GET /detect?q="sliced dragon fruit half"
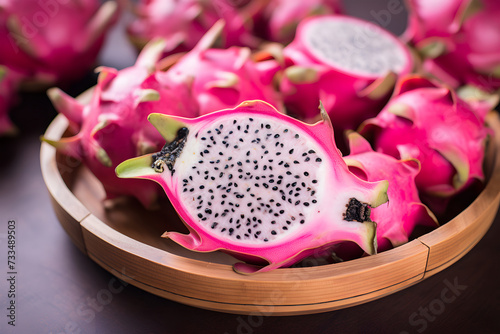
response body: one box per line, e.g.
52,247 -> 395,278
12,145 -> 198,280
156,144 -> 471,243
279,15 -> 413,150
116,100 -> 389,274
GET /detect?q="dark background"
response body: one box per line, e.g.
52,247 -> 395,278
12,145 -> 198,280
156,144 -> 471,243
1,1 -> 500,333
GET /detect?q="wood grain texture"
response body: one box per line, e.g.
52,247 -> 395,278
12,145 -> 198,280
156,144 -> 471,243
40,112 -> 500,315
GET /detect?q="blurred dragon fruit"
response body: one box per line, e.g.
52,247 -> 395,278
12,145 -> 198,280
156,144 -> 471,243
258,0 -> 343,45
404,0 -> 500,91
278,15 -> 413,152
160,20 -> 284,116
0,0 -> 119,89
0,66 -> 22,135
360,75 -> 491,201
127,0 -> 266,56
41,39 -> 198,208
344,132 -> 438,252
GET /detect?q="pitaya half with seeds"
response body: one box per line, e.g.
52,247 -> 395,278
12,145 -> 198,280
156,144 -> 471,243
0,66 -> 22,136
0,0 -> 119,88
41,39 -> 198,208
116,100 -> 389,274
404,0 -> 500,91
344,132 -> 438,252
359,75 -> 491,200
127,0 -> 265,56
161,20 -> 284,116
278,15 -> 413,151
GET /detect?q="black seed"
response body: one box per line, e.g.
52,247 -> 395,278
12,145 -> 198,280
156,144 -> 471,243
197,213 -> 203,218
271,230 -> 277,235
211,222 -> 218,229
289,149 -> 294,154
316,158 -> 322,162
304,172 -> 309,176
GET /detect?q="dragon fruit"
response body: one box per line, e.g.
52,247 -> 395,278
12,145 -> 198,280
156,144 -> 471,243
359,75 -> 491,201
404,0 -> 500,91
161,20 -> 284,116
278,15 -> 413,152
115,100 -> 389,274
344,132 -> 438,252
258,0 -> 343,45
0,0 -> 119,88
41,39 -> 199,208
127,0 -> 265,56
0,66 -> 22,136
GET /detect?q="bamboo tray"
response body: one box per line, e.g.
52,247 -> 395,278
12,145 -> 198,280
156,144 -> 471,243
40,112 -> 500,316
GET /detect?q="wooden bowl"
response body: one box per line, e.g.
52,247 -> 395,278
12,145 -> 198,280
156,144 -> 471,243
40,112 -> 500,316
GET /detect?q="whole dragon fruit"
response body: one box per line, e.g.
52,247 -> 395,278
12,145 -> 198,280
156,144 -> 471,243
0,0 -> 119,88
404,0 -> 500,91
258,0 -> 343,45
41,39 -> 198,208
359,75 -> 491,200
0,66 -> 22,136
116,100 -> 389,274
344,132 -> 438,252
127,0 -> 265,56
161,20 -> 284,116
278,15 -> 413,151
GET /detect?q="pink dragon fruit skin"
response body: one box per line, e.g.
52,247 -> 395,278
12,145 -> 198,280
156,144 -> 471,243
0,0 -> 119,88
278,15 -> 413,151
41,39 -> 199,208
344,132 -> 438,252
360,75 -> 491,200
259,0 -> 343,45
127,0 -> 265,56
116,101 -> 389,274
0,66 -> 22,136
404,0 -> 500,91
161,21 -> 284,116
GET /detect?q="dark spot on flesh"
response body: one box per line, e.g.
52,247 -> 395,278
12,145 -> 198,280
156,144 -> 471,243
343,198 -> 371,222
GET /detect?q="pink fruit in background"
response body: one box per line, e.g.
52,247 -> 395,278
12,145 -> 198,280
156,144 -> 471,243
404,0 -> 500,91
41,39 -> 198,208
344,132 -> 438,252
0,66 -> 22,136
115,100 -> 389,274
360,75 -> 491,199
162,21 -> 284,116
127,0 -> 265,56
0,0 -> 119,88
278,15 -> 413,151
259,0 -> 343,45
